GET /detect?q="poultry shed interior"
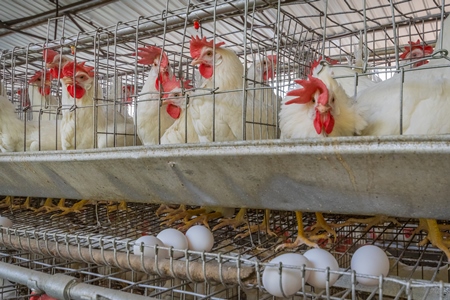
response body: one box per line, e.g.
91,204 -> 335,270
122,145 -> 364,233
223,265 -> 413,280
1,0 -> 450,299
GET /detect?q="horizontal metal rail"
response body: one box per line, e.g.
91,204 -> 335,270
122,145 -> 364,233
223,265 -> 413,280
0,135 -> 450,219
0,261 -> 157,300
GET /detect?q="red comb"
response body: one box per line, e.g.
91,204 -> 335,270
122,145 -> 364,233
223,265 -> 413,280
309,56 -> 338,75
157,75 -> 192,97
28,70 -> 52,84
285,75 -> 329,106
267,54 -> 277,65
400,39 -> 434,59
62,61 -> 94,78
134,45 -> 169,67
43,49 -> 59,63
189,35 -> 225,59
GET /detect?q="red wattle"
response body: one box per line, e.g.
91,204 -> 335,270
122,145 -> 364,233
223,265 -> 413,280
313,111 -> 322,134
199,64 -> 213,79
166,103 -> 181,119
323,112 -> 335,134
38,86 -> 51,96
67,84 -> 86,99
50,68 -> 60,78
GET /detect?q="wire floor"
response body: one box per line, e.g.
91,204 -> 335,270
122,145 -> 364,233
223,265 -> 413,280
0,197 -> 449,299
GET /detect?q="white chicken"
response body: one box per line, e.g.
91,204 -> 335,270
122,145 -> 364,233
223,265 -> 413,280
311,50 -> 377,98
276,66 -> 367,249
60,61 -> 138,150
0,95 -> 61,152
355,16 -> 450,260
134,45 -> 174,145
189,35 -> 244,142
59,61 -> 101,150
27,70 -> 59,120
399,39 -> 434,68
280,67 -> 367,139
160,76 -> 198,144
245,54 -> 279,140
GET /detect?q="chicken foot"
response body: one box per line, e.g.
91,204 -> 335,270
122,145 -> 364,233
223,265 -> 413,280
10,196 -> 32,211
107,201 -> 130,213
235,210 -> 277,239
160,205 -> 206,227
0,196 -> 13,209
414,218 -> 450,261
276,211 -> 329,251
333,214 -> 401,232
212,208 -> 247,231
308,212 -> 337,240
178,211 -> 223,231
156,204 -> 183,216
33,198 -> 59,214
51,199 -> 90,217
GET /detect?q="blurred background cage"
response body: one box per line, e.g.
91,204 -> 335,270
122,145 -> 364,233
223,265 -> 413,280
1,0 -> 450,299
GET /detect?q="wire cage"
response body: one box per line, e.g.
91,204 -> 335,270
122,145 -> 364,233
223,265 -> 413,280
1,199 -> 450,299
0,0 -> 449,150
1,0 -> 450,299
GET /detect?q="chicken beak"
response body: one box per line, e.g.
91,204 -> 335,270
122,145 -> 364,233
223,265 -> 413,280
316,103 -> 331,114
191,58 -> 202,66
161,99 -> 171,106
62,77 -> 73,85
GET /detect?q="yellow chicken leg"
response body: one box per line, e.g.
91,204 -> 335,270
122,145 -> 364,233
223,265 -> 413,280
276,212 -> 328,251
160,205 -> 204,227
179,211 -> 223,231
334,214 -> 401,232
51,199 -> 90,217
107,201 -> 130,213
156,204 -> 183,216
235,210 -> 276,239
309,212 -> 337,238
0,196 -> 13,209
10,196 -> 32,211
33,198 -> 58,214
212,208 -> 247,231
416,218 -> 450,261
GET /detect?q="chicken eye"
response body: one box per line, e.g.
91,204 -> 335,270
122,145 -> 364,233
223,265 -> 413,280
206,51 -> 213,56
173,93 -> 180,97
331,98 -> 335,103
311,98 -> 315,103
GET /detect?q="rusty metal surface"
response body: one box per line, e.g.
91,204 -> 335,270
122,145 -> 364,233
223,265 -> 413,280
0,135 -> 449,219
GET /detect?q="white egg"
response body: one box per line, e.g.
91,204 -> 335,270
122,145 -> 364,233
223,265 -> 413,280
0,216 -> 12,228
185,225 -> 214,252
262,253 -> 311,298
304,248 -> 340,289
351,245 -> 389,285
133,235 -> 168,259
157,228 -> 188,258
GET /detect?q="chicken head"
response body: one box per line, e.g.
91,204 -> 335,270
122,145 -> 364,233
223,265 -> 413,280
28,70 -> 52,96
159,75 -> 192,119
399,40 -> 434,67
43,49 -> 72,78
134,45 -> 170,89
61,61 -> 95,99
189,35 -> 226,79
285,75 -> 335,135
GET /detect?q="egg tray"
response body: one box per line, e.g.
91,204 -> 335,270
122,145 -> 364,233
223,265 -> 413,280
0,197 -> 450,299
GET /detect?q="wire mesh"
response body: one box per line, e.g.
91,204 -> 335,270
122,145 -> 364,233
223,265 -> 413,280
0,197 -> 449,299
0,0 -> 449,151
